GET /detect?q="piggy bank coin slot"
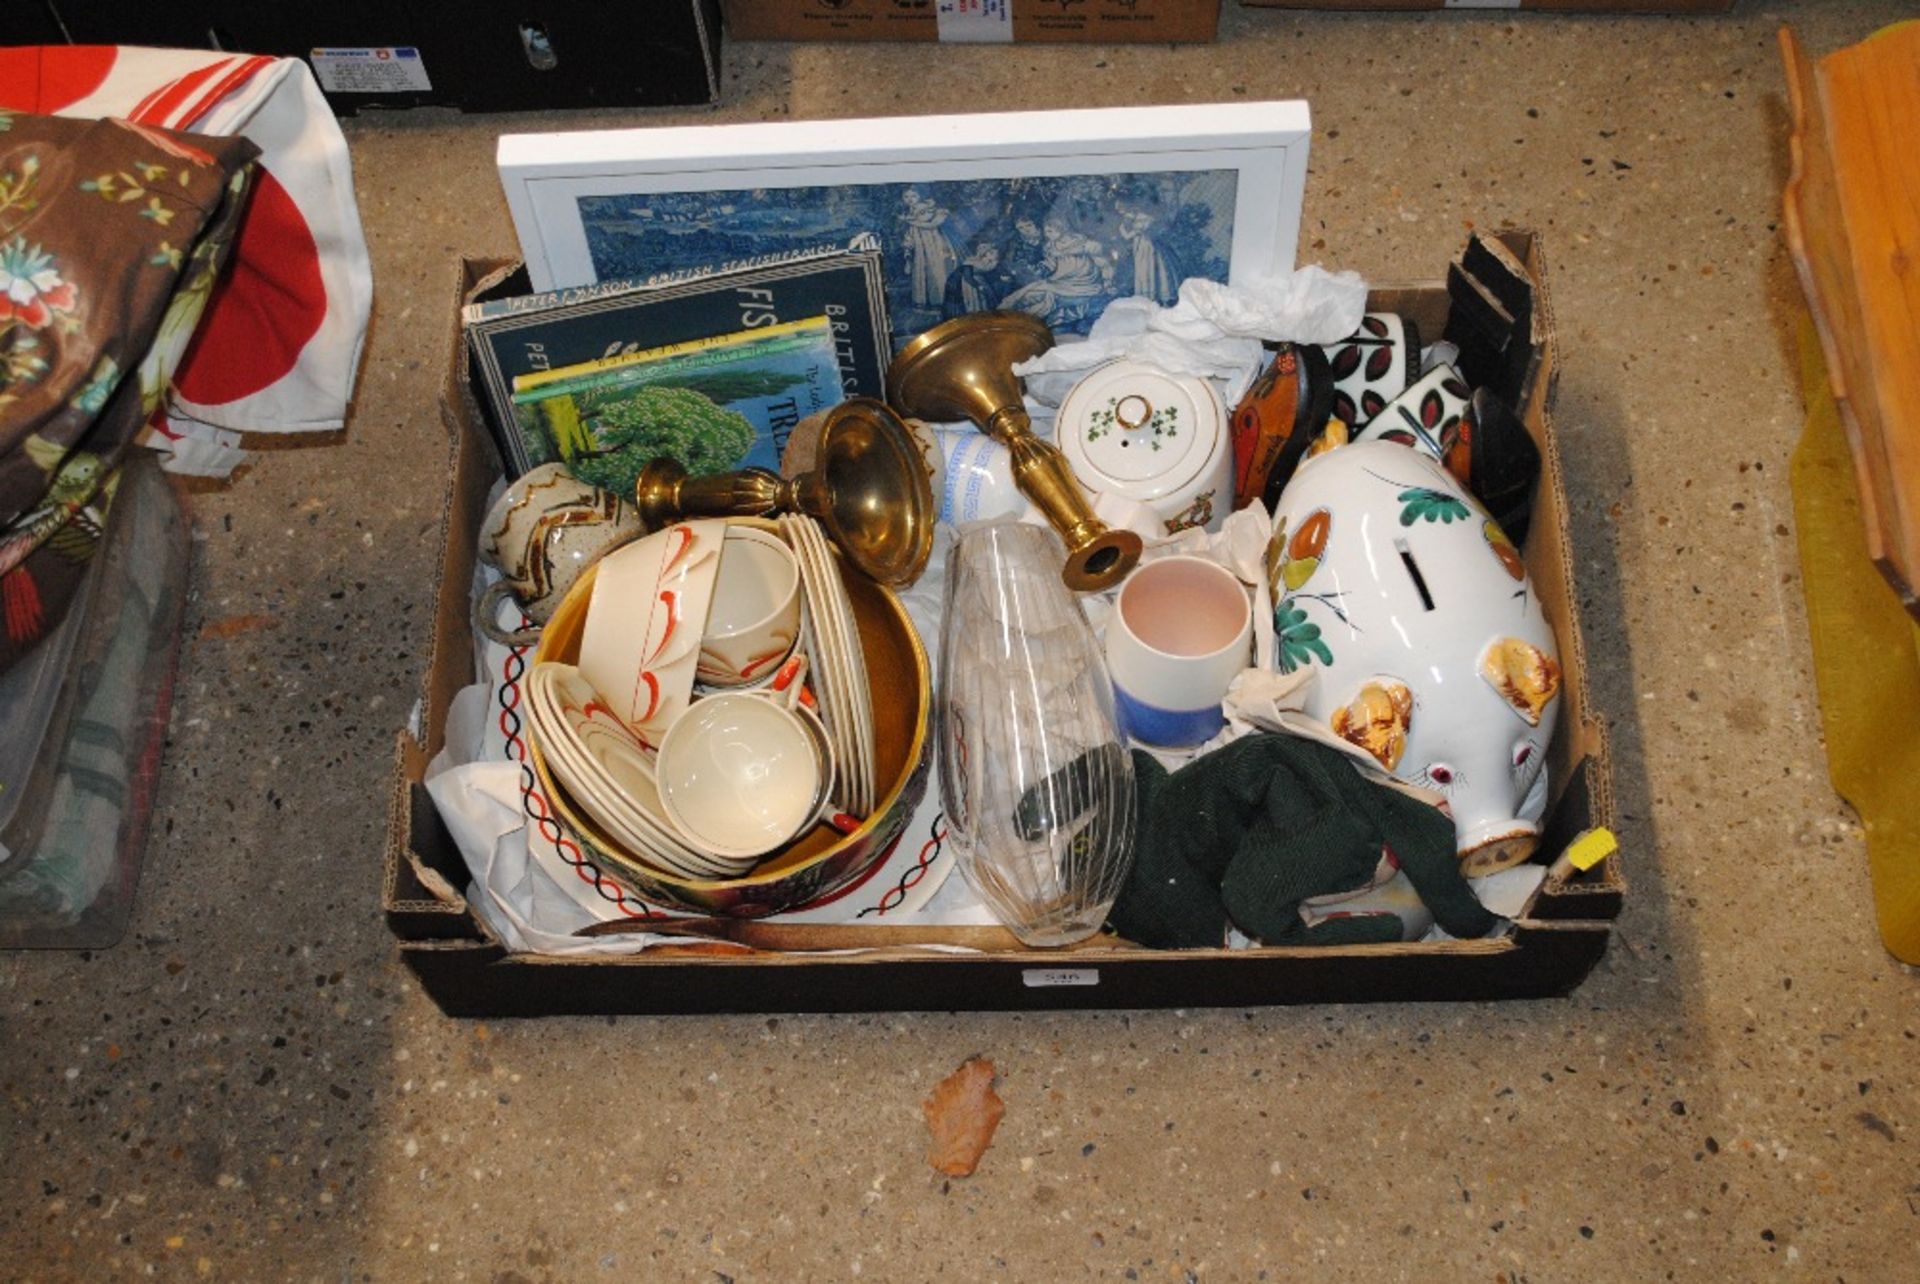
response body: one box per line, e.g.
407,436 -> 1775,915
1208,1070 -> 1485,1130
1394,537 -> 1436,612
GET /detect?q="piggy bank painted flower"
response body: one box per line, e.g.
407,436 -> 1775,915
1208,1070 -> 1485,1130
1265,441 -> 1561,876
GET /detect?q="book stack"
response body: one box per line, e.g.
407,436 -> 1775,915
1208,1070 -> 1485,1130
464,240 -> 893,485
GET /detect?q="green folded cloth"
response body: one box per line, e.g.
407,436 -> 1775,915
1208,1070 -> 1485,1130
1109,733 -> 1499,948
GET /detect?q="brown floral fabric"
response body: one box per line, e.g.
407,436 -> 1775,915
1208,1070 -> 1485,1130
0,110 -> 257,673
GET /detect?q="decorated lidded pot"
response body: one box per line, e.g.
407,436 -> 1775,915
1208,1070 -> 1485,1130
1265,440 -> 1562,876
1058,359 -> 1231,537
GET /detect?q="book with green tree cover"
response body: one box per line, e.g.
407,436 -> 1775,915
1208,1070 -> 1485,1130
508,315 -> 843,496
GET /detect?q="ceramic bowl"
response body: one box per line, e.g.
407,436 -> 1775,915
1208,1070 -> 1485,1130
694,526 -> 802,688
531,520 -> 932,917
655,691 -> 823,860
577,519 -> 727,749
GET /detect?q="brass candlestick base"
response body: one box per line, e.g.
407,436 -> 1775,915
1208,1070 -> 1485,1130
887,311 -> 1141,593
632,398 -> 935,588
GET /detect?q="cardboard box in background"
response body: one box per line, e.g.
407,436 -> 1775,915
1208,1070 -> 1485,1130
1240,1 -> 1730,12
723,0 -> 1220,44
382,232 -> 1624,1018
47,0 -> 722,114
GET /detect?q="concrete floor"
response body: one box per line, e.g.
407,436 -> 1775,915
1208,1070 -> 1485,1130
6,2 -> 1918,1279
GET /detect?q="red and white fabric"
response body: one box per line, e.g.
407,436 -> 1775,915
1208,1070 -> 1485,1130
0,46 -> 373,476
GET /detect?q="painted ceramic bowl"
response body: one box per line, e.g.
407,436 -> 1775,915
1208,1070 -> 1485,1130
1266,441 -> 1561,875
531,520 -> 932,917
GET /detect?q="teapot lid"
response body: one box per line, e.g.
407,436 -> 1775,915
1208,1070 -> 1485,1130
1058,359 -> 1224,499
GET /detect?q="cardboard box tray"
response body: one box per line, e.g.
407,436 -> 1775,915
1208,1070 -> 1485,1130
384,232 -> 1622,1016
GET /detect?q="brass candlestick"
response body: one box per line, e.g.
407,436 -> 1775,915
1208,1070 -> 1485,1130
631,397 -> 935,588
886,311 -> 1141,593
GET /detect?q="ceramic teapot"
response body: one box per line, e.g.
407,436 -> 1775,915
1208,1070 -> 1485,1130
1057,359 -> 1232,537
1265,441 -> 1561,875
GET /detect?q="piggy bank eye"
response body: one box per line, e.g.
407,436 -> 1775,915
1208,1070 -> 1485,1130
1426,764 -> 1454,787
1512,743 -> 1533,768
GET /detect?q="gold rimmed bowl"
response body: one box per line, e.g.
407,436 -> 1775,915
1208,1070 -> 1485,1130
528,518 -> 931,917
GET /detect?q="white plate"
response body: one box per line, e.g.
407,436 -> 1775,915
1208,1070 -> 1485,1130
525,669 -> 681,870
525,670 -> 614,805
792,596 -> 842,803
782,518 -> 866,814
784,517 -> 876,814
800,520 -> 875,810
798,522 -> 867,802
529,702 -> 664,868
796,529 -> 864,813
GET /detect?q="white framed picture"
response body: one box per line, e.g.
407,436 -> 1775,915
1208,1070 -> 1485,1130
497,101 -> 1311,351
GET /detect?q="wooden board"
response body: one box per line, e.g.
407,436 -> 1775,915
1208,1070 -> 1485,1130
1780,23 -> 1920,616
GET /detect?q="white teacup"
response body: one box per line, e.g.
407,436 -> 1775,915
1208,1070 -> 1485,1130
578,519 -> 727,747
655,690 -> 825,861
742,653 -> 843,830
476,463 -> 641,647
696,526 -> 802,687
1105,555 -> 1253,749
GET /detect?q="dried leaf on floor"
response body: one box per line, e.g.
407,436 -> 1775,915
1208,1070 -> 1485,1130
924,1057 -> 1005,1177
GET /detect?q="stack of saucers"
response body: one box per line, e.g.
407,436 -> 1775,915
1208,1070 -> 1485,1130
779,514 -> 878,815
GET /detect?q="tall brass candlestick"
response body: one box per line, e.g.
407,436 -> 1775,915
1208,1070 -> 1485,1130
886,312 -> 1141,593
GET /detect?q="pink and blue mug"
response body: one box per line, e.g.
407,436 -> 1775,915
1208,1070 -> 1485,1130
1105,556 -> 1253,749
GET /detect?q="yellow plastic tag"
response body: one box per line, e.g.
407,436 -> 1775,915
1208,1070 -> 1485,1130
1564,828 -> 1617,873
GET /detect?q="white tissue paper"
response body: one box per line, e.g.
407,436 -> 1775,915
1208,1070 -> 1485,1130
1012,264 -> 1370,410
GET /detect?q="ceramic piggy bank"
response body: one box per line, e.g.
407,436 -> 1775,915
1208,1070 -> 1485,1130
1265,441 -> 1562,876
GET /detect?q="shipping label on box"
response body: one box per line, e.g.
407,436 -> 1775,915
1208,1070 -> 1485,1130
308,47 -> 433,95
938,1 -> 1014,42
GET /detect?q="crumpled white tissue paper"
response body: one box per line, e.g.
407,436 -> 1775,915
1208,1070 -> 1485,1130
1013,264 -> 1370,409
